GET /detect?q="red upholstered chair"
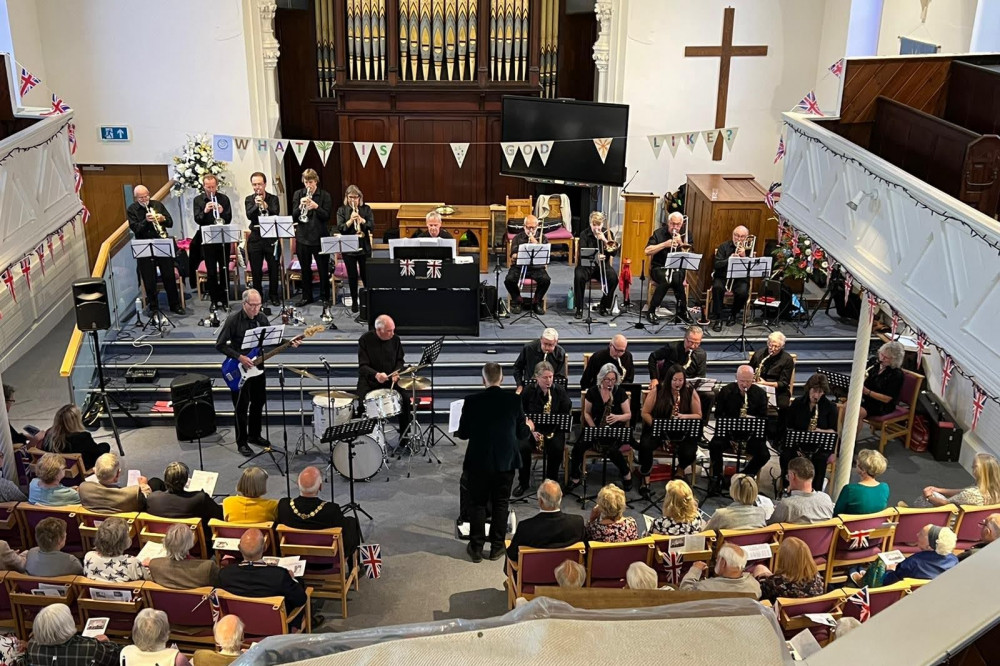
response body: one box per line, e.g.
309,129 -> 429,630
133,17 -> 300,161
208,519 -> 275,564
5,572 -> 79,639
585,537 -> 656,588
893,505 -> 959,554
827,509 -> 898,587
135,514 -> 207,559
0,571 -> 17,635
650,532 -> 715,587
778,519 -> 840,587
841,580 -> 910,621
715,525 -> 784,571
140,583 -> 217,650
0,502 -> 25,551
76,508 -> 140,555
217,587 -> 312,637
864,369 -> 923,453
16,503 -> 85,554
775,590 -> 846,645
275,525 -> 358,619
504,542 -> 586,609
74,577 -> 145,641
26,447 -> 87,484
952,503 -> 1000,551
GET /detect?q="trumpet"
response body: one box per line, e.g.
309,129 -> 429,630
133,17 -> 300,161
299,189 -> 313,223
255,194 -> 267,214
146,203 -> 168,239
210,194 -> 221,222
726,234 -> 757,291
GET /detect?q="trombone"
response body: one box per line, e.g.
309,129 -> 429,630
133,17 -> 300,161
595,226 -> 619,294
726,234 -> 756,291
665,217 -> 692,283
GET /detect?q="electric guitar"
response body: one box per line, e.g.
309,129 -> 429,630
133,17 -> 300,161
221,325 -> 324,391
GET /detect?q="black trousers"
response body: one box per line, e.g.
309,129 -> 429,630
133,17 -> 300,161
342,253 -> 367,304
468,469 -> 515,552
650,266 -> 687,311
247,239 -> 280,299
517,436 -> 564,487
779,445 -> 831,491
504,267 -> 551,303
137,256 -> 180,310
569,439 -> 629,481
709,436 -> 769,479
202,243 -> 229,305
297,242 -> 330,303
638,425 -> 698,476
573,263 -> 617,310
712,277 -> 749,319
232,373 -> 266,446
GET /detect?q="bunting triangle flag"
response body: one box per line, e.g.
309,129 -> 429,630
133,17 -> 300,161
722,127 -> 739,152
255,138 -> 270,154
354,141 -> 374,168
683,133 -> 698,153
451,142 -> 470,168
702,129 -> 721,155
500,142 -> 518,168
593,138 -> 612,163
289,140 -> 311,165
374,142 -> 393,167
314,140 -> 334,166
648,134 -> 665,159
667,134 -> 682,157
270,139 -> 287,163
518,142 -> 536,166
234,137 -> 251,159
535,140 -> 554,166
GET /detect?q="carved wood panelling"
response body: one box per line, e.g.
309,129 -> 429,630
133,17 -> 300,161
840,58 -> 951,125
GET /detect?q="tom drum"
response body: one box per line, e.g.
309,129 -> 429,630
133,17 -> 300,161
312,395 -> 354,440
364,388 -> 402,419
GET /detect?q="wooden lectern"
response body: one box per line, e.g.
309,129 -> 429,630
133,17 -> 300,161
620,192 -> 658,282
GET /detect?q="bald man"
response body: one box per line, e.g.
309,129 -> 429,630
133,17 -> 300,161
357,314 -> 411,441
217,528 -> 307,629
193,614 -> 244,664
126,185 -> 183,315
504,214 -> 552,315
580,335 -> 634,390
709,365 -> 769,489
711,225 -> 752,331
645,211 -> 691,324
276,466 -> 360,564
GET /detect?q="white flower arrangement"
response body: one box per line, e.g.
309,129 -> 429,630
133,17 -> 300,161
171,134 -> 229,196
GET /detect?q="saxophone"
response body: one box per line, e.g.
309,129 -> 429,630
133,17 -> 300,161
808,404 -> 819,431
739,390 -> 748,418
602,396 -> 614,426
539,389 -> 553,450
754,352 -> 771,382
683,349 -> 694,371
671,390 -> 680,418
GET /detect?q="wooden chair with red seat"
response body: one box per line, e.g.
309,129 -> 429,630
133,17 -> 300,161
650,532 -> 716,587
139,583 -> 217,650
26,447 -> 87,484
275,525 -> 359,619
504,196 -> 535,266
208,519 -> 275,564
864,369 -> 923,453
892,505 -> 959,554
775,590 -> 846,646
539,195 -> 576,265
5,572 -> 80,639
840,580 -> 910,621
504,541 -> 586,609
585,537 -> 656,588
76,508 -> 140,554
714,524 -> 784,571
0,502 -> 25,551
74,577 -> 145,642
827,508 -> 898,587
0,571 -> 16,636
216,586 -> 313,637
952,503 -> 1000,551
16,503 -> 86,554
135,514 -> 208,559
777,519 -> 840,589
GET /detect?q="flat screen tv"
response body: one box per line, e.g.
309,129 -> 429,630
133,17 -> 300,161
500,96 -> 629,187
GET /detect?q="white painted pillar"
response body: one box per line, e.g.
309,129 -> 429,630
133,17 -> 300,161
243,0 -> 284,209
0,371 -> 15,483
832,293 -> 873,501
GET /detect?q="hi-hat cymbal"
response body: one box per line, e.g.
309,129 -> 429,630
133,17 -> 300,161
286,367 -> 319,381
310,389 -> 357,400
396,376 -> 431,391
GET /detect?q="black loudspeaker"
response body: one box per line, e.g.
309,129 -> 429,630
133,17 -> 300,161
169,374 -> 216,441
72,278 -> 111,331
916,391 -> 964,462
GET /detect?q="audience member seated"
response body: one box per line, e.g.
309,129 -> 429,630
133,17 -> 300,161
28,452 -> 80,506
223,466 -> 278,524
586,484 -> 639,543
217,529 -> 307,631
553,560 -> 586,588
958,514 -> 1000,562
0,539 -> 25,572
24,517 -> 83,576
911,453 -> 1000,508
626,561 -> 665,590
27,603 -> 120,665
848,341 -> 905,437
120,608 -> 191,666
0,449 -> 26,502
4,383 -> 29,446
83,517 -> 146,582
833,449 -> 890,515
40,404 -> 111,471
768,458 -> 834,525
751,536 -> 824,602
703,474 -> 766,531
146,523 -> 220,589
679,543 -> 762,599
192,614 -> 244,666
276,466 -> 360,564
79,452 -> 152,513
855,525 -> 959,588
0,630 -> 25,665
646,480 -> 704,536
146,462 -> 224,534
506,480 -> 586,561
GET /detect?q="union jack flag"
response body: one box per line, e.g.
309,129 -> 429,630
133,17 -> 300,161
46,235 -> 55,260
662,551 -> 684,586
74,166 -> 83,193
940,354 -> 954,395
916,332 -> 927,369
774,137 -> 786,164
971,385 -> 987,431
399,259 -> 415,277
844,273 -> 853,307
41,93 -> 70,116
791,228 -> 800,247
19,257 -> 32,291
35,245 -> 46,275
848,529 -> 872,550
866,291 -> 878,327
426,259 -> 442,279
208,589 -> 221,624
829,58 -> 845,78
777,216 -> 785,238
797,91 -> 824,116
359,543 -> 382,579
846,586 -> 871,622
81,206 -> 90,226
68,123 -> 77,155
890,311 -> 899,337
765,182 -> 781,211
19,67 -> 40,97
57,228 -> 66,251
1,268 -> 15,302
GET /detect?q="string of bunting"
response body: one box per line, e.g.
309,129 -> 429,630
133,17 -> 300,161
0,119 -> 72,168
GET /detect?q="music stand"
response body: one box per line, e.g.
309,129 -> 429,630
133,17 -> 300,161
261,216 -> 295,321
237,325 -> 287,471
526,376 -> 569,392
202,224 -> 241,310
577,426 -> 633,508
510,243 -> 551,327
818,369 -> 852,400
513,412 -> 573,504
419,337 -> 456,447
782,429 -> 838,496
130,239 -> 177,333
570,247 -> 603,335
653,252 -> 703,333
638,418 -> 704,513
320,235 -> 361,329
723,256 -> 772,354
710,416 -> 766,498
321,417 -> 379,522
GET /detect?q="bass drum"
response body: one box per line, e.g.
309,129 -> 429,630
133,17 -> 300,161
332,428 -> 386,481
312,395 -> 354,440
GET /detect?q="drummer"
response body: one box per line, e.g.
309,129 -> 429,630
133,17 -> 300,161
357,314 -> 411,445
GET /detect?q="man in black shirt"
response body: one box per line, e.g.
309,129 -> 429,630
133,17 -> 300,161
710,365 -> 770,486
276,466 -> 360,566
127,185 -> 184,315
516,361 -> 572,495
644,211 -> 691,324
357,314 -> 411,442
512,328 -> 567,393
244,172 -> 282,307
648,325 -> 714,426
711,225 -> 751,331
218,529 -> 308,630
572,211 -> 618,318
292,168 -> 334,307
581,334 -> 634,390
504,214 -> 551,315
193,174 -> 233,309
413,210 -> 454,239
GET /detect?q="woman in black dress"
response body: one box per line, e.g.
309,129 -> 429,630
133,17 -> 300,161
43,404 -> 110,470
568,363 -> 633,491
844,341 -> 905,438
637,363 -> 702,495
335,184 -> 375,313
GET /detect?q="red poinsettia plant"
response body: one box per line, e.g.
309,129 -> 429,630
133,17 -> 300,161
771,221 -> 828,280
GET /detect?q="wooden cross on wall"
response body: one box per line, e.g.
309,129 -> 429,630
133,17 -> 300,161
685,7 -> 768,161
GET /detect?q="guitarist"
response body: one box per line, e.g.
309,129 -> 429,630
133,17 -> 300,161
216,289 -> 299,457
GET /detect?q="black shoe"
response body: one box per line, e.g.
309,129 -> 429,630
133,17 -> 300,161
564,478 -> 581,492
248,436 -> 272,448
269,295 -> 281,306
622,476 -> 633,492
638,481 -> 651,498
487,547 -> 506,561
712,320 -> 723,332
170,306 -> 186,315
296,298 -> 314,307
574,309 -> 583,320
532,303 -> 544,315
599,306 -> 610,317
512,484 -> 528,497
237,443 -> 253,457
351,301 -> 360,313
647,310 -> 660,325
726,316 -> 736,327
511,301 -> 522,315
467,543 -> 483,563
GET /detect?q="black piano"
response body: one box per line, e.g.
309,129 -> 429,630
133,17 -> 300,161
364,259 -> 480,336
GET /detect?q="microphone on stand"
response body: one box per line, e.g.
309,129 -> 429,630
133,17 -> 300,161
320,356 -> 331,372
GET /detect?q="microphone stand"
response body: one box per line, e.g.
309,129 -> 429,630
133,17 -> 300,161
320,356 -> 336,498
489,242 -> 506,328
278,364 -> 291,497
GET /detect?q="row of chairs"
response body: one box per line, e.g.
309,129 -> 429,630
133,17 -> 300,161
0,502 -> 359,619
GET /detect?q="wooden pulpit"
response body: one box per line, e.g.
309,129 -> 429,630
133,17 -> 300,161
686,174 -> 776,293
620,192 -> 658,279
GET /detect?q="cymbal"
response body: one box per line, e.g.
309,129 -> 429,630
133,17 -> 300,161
286,367 -> 319,381
399,363 -> 427,375
396,376 -> 431,391
310,389 -> 357,400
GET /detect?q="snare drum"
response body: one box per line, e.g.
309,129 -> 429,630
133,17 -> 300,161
333,427 -> 386,481
364,388 -> 402,419
312,395 -> 354,440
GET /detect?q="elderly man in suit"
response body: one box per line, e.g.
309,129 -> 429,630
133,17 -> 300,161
79,453 -> 152,513
457,362 -> 532,563
506,480 -> 586,561
218,529 -> 308,630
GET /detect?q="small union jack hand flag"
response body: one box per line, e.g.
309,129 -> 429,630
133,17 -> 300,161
971,385 -> 987,431
426,259 -> 443,279
399,259 -> 415,277
19,67 -> 40,97
940,354 -> 954,395
848,529 -> 872,550
774,137 -> 786,164
74,166 -> 83,193
35,245 -> 46,275
765,182 -> 781,211
359,543 -> 382,579
208,589 -> 221,624
1,268 -> 16,302
19,257 -> 32,291
662,551 -> 683,586
916,332 -> 927,369
797,91 -> 824,116
843,273 -> 853,307
41,93 -> 71,116
847,586 -> 871,622
829,58 -> 845,78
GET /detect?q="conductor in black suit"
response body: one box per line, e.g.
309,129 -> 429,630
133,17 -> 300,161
218,529 -> 308,630
506,480 -> 586,561
457,362 -> 532,563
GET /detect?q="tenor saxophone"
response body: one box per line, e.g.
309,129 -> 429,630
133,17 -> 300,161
539,389 -> 553,451
808,404 -> 819,431
739,390 -> 749,418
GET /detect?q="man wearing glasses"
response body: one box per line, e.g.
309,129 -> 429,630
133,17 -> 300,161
580,334 -> 634,390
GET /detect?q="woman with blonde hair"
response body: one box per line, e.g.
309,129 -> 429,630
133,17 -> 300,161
703,474 -> 767,531
336,184 -> 375,313
586,484 -> 638,543
42,404 -> 109,470
647,480 -> 703,536
913,453 -> 1000,508
834,449 -> 890,515
751,536 -> 824,602
28,453 -> 80,506
223,466 -> 278,523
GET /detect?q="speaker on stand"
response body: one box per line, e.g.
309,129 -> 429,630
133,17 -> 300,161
170,373 -> 217,469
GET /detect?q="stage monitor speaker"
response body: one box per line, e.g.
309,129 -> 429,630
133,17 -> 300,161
72,278 -> 111,331
169,373 -> 216,441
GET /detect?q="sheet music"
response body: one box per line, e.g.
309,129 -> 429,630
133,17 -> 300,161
878,550 -> 906,566
759,383 -> 777,408
185,470 -> 219,496
126,470 -> 142,487
741,543 -> 773,561
804,613 -> 838,628
449,399 -> 465,433
90,588 -> 132,602
642,514 -> 655,533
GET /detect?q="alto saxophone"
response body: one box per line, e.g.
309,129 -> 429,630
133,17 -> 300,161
754,352 -> 772,382
602,396 -> 614,427
808,404 -> 819,431
671,390 -> 680,418
739,390 -> 749,418
539,390 -> 553,451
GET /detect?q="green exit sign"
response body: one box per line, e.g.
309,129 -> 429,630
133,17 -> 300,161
99,126 -> 130,142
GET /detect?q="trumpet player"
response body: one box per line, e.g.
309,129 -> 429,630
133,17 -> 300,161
711,225 -> 752,332
244,172 -> 281,307
127,185 -> 183,315
515,361 -> 572,497
504,214 -> 551,315
292,169 -> 333,307
193,174 -> 233,309
336,184 -> 375,314
709,365 -> 769,492
572,211 -> 619,319
645,212 -> 692,324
